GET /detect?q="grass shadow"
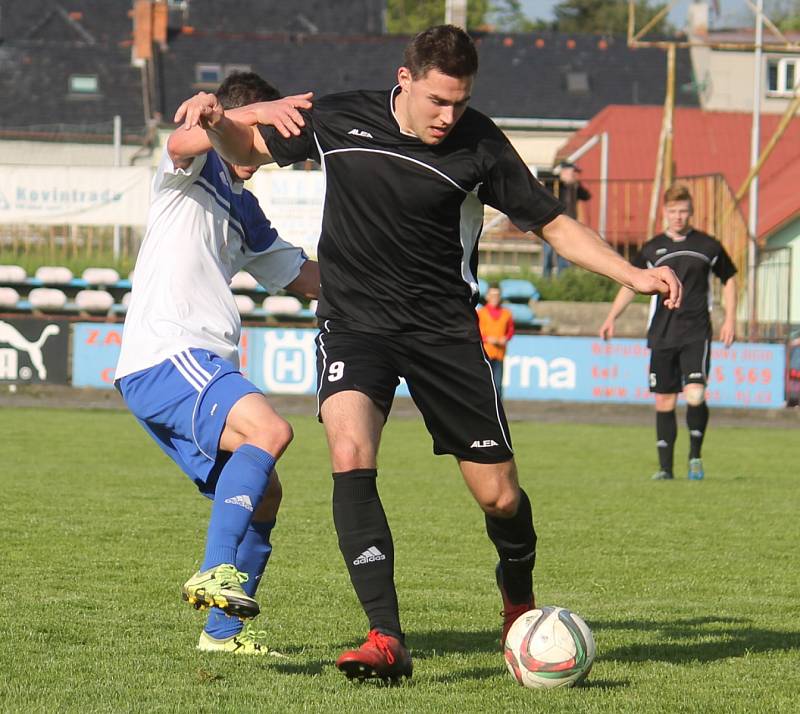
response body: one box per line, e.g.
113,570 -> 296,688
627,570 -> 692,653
593,615 -> 800,663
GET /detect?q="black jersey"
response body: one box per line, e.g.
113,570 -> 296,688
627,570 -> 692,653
261,87 -> 563,340
633,229 -> 737,349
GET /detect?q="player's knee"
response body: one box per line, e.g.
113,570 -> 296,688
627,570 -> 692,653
684,385 -> 705,406
329,437 -> 373,471
479,489 -> 519,519
242,416 -> 293,457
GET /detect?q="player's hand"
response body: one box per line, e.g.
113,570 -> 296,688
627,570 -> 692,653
251,93 -> 314,138
174,92 -> 224,130
719,320 -> 736,348
630,266 -> 682,310
599,318 -> 615,341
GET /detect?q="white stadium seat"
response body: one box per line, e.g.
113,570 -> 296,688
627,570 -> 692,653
82,267 -> 120,286
0,265 -> 27,283
121,292 -> 133,307
35,266 -> 73,284
309,299 -> 318,313
0,287 -> 20,307
28,287 -> 67,310
234,294 -> 256,315
230,271 -> 259,291
75,290 -> 114,313
263,295 -> 302,315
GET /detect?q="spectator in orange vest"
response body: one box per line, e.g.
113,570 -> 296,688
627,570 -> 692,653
478,283 -> 515,398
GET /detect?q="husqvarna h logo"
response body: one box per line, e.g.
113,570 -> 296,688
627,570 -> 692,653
0,321 -> 61,380
262,330 -> 317,394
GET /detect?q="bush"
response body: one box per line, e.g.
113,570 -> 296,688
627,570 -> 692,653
535,269 -> 622,302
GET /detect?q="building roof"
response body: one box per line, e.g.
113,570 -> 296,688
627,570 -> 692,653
557,105 -> 800,239
156,30 -> 699,122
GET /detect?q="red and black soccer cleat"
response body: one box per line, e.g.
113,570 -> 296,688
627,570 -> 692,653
496,562 -> 535,648
336,629 -> 413,683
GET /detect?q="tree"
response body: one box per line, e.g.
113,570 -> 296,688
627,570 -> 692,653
553,0 -> 671,35
385,0 -> 535,34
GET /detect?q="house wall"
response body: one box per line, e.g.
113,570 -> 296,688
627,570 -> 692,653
764,216 -> 800,324
691,46 -> 800,114
0,139 -> 151,167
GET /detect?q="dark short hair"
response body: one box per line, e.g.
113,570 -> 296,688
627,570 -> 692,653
403,25 -> 478,79
663,183 -> 693,204
216,72 -> 281,109
488,282 -> 500,290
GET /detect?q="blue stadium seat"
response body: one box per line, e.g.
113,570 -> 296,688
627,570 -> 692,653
500,278 -> 539,303
478,278 -> 489,300
504,301 -> 550,329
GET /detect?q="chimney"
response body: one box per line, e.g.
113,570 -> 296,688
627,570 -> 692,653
445,0 -> 468,30
133,0 -> 153,61
687,1 -> 709,39
153,0 -> 168,48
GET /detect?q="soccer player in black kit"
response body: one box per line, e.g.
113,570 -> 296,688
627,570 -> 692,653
181,25 -> 682,682
601,184 -> 737,481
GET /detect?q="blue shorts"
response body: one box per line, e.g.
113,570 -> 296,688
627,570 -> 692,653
117,348 -> 261,496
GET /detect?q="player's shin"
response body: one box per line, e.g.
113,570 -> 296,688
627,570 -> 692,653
202,444 -> 275,569
656,410 -> 677,475
486,488 -> 537,604
686,402 -> 709,459
332,469 -> 402,639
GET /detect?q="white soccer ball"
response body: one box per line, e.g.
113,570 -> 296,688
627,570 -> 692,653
503,606 -> 595,689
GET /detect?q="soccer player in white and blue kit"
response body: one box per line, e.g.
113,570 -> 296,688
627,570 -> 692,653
114,73 -> 318,654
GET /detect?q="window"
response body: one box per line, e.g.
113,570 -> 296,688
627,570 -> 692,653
195,63 -> 222,84
767,57 -> 800,96
69,74 -> 98,94
566,71 -> 589,94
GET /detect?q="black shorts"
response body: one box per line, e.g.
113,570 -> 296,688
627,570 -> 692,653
315,326 -> 513,463
649,339 -> 711,394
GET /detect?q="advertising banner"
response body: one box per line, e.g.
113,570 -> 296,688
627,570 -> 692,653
0,166 -> 152,226
71,324 -> 786,408
0,318 -> 69,384
71,323 -> 252,387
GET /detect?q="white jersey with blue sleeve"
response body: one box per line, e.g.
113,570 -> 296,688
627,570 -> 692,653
115,147 -> 307,380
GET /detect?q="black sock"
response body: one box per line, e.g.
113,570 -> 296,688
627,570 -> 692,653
686,402 -> 709,459
656,410 -> 677,474
332,469 -> 401,639
485,489 -> 536,604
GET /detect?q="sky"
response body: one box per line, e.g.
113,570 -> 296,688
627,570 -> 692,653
519,0 -> 757,29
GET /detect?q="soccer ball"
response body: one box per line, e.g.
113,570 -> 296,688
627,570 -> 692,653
503,606 -> 595,689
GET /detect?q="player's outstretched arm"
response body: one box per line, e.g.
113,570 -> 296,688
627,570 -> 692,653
171,91 -> 313,168
719,276 -> 737,347
540,214 -> 682,309
599,287 -> 637,340
284,260 -> 320,300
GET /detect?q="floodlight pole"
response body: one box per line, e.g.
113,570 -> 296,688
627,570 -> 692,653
747,0 -> 764,340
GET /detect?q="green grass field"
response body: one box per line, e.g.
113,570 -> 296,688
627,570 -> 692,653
1,407 -> 798,713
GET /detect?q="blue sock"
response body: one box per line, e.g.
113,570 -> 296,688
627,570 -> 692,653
201,444 -> 275,571
205,518 -> 276,639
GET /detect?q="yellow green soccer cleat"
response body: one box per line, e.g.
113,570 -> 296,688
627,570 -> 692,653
197,626 -> 286,656
181,563 -> 259,619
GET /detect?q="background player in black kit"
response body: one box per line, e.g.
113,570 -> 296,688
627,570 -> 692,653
183,25 -> 682,682
600,184 -> 737,481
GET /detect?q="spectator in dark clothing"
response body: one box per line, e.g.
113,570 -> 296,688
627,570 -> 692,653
542,161 -> 591,276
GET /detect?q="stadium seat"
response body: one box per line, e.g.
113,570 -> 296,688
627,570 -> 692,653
230,271 -> 259,291
234,294 -> 257,316
263,295 -> 302,316
504,301 -> 536,327
121,292 -> 133,307
34,266 -> 73,285
0,287 -> 20,308
28,287 -> 68,311
82,267 -> 120,286
0,265 -> 27,284
75,289 -> 114,314
500,278 -> 539,303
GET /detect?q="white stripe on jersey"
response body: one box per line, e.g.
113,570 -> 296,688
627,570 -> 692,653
478,348 -> 513,453
654,250 -> 711,266
316,320 -> 331,418
459,187 -> 484,299
181,349 -> 213,381
323,148 -> 469,193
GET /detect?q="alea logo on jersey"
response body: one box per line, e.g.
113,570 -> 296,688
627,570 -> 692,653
471,439 -> 499,448
347,128 -> 373,138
